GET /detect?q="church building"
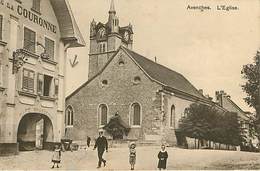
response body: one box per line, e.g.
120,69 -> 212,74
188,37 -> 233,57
65,0 -> 215,145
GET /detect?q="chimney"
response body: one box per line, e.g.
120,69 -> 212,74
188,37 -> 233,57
215,90 -> 223,106
220,90 -> 226,96
198,89 -> 203,95
154,56 -> 157,63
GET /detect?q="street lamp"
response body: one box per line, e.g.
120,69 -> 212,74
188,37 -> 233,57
37,42 -> 50,60
12,42 -> 50,74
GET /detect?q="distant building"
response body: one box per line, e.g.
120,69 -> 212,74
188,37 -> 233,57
215,90 -> 256,144
65,0 -> 217,145
0,0 -> 85,155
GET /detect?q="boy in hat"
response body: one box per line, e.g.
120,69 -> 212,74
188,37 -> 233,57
129,142 -> 136,170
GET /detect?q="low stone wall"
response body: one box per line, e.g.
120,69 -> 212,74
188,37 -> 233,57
0,143 -> 19,156
186,137 -> 237,151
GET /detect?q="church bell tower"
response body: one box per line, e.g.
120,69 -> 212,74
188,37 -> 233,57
88,0 -> 134,79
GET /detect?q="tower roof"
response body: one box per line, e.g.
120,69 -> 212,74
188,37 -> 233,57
109,0 -> 116,13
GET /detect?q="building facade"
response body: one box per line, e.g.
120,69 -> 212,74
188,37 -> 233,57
65,1 -> 216,146
0,0 -> 85,155
215,90 -> 257,144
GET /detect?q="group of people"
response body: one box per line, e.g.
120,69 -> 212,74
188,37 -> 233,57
128,140 -> 168,170
51,130 -> 169,170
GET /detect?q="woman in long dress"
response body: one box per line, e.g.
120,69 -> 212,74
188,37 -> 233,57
157,144 -> 168,170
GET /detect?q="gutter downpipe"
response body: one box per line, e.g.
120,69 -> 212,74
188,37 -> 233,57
62,43 -> 71,139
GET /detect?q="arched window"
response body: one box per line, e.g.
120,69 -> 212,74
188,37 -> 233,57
99,44 -> 102,52
170,105 -> 175,128
183,108 -> 189,118
99,104 -> 108,126
131,103 -> 141,126
66,106 -> 74,126
102,43 -> 106,52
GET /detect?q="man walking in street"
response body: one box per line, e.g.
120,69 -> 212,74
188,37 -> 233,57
93,130 -> 108,168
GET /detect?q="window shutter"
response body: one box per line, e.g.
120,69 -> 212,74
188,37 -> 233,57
28,71 -> 34,93
37,73 -> 43,95
24,27 -> 35,53
22,69 -> 34,92
30,30 -> 36,52
54,78 -> 59,96
0,15 -> 3,40
24,28 -> 30,51
22,69 -> 29,91
45,37 -> 55,61
32,0 -> 41,13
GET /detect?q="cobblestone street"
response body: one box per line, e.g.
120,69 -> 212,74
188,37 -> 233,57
1,146 -> 260,170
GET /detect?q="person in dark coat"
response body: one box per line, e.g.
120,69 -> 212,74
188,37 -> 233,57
87,136 -> 91,147
157,144 -> 168,170
93,130 -> 108,168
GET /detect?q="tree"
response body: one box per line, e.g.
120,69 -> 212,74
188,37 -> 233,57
241,50 -> 260,117
179,103 -> 245,147
178,103 -> 211,141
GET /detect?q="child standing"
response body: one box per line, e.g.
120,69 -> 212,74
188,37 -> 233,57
157,144 -> 168,170
129,142 -> 136,170
51,145 -> 61,168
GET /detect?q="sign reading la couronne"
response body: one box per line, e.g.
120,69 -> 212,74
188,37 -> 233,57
0,0 -> 57,34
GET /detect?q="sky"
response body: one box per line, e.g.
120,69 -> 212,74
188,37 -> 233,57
66,0 -> 260,112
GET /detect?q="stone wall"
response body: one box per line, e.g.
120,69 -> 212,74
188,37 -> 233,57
0,143 -> 19,156
163,93 -> 195,146
66,49 -> 163,142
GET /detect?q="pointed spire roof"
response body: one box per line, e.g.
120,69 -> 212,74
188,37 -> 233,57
109,0 -> 116,13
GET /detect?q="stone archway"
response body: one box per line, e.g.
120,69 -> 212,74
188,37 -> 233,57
17,113 -> 54,151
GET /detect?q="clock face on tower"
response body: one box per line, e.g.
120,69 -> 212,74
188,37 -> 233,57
124,31 -> 130,42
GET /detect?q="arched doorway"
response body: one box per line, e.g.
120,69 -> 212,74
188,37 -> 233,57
17,113 -> 54,151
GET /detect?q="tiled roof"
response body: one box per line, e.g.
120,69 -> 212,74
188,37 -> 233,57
122,47 -> 206,100
67,46 -> 207,100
